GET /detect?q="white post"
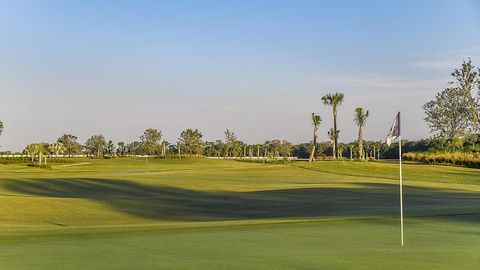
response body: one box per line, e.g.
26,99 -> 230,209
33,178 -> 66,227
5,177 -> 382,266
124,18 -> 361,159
399,135 -> 404,246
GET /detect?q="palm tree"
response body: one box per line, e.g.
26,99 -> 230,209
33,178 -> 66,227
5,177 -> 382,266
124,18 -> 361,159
354,107 -> 369,160
309,113 -> 322,162
337,143 -> 345,158
322,92 -> 345,159
327,128 -> 337,158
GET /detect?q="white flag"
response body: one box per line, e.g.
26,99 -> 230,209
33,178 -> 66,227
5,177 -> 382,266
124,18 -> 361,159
386,112 -> 400,146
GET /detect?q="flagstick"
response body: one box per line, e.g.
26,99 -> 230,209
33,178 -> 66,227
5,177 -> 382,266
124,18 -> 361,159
399,135 -> 404,246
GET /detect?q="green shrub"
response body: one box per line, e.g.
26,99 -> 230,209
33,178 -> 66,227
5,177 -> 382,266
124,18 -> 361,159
0,157 -> 76,165
234,158 -> 291,164
26,164 -> 52,169
0,157 -> 31,164
403,151 -> 480,168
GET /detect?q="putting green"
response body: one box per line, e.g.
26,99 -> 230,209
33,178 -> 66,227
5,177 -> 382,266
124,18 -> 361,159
0,158 -> 479,269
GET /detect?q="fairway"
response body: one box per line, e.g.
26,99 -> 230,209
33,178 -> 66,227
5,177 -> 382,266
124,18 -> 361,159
0,158 -> 479,269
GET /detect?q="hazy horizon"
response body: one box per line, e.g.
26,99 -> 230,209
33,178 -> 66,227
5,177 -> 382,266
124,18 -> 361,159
1,0 -> 480,151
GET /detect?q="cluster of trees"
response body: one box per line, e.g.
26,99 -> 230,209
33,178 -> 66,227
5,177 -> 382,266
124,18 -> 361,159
19,127 -> 297,161
293,138 -> 437,160
423,58 -> 480,150
307,92 -> 371,162
295,140 -> 381,160
204,130 -> 292,159
304,58 -> 480,162
25,129 -> 169,160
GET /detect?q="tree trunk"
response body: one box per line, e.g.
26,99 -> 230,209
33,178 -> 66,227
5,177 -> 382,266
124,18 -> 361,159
358,127 -> 363,160
332,141 -> 336,159
309,128 -> 318,162
333,107 -> 338,159
309,145 -> 316,162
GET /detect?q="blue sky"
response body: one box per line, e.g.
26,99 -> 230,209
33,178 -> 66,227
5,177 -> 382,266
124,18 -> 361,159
1,0 -> 480,151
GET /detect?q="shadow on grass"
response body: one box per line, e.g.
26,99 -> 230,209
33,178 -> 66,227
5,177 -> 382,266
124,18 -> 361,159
3,178 -> 480,222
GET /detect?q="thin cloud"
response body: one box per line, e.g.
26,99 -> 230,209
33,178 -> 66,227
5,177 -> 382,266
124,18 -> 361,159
297,75 -> 447,91
410,46 -> 480,70
411,59 -> 462,70
447,46 -> 480,55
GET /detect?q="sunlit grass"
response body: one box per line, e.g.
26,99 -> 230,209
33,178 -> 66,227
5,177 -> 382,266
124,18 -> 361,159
0,158 -> 479,269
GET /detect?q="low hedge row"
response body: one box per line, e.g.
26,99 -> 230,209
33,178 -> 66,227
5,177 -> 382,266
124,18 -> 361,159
403,152 -> 480,167
0,157 -> 75,165
0,157 -> 31,164
154,154 -> 205,159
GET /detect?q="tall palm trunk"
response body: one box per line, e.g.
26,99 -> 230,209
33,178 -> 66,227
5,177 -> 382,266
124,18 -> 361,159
358,127 -> 364,159
331,140 -> 336,159
333,107 -> 338,159
309,128 -> 318,162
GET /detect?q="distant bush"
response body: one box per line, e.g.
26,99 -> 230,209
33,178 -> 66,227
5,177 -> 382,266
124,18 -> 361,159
0,157 -> 75,165
403,152 -> 480,167
0,157 -> 31,164
234,157 -> 291,164
26,164 -> 52,169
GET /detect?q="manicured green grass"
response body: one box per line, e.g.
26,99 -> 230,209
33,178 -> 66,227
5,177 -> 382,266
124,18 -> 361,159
0,158 -> 479,269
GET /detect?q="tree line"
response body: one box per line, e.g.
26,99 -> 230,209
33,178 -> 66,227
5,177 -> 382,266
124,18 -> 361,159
18,128 -> 295,163
1,59 -> 478,164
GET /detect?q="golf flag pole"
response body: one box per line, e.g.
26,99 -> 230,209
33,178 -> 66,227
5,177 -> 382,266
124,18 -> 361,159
386,112 -> 404,246
399,134 -> 404,247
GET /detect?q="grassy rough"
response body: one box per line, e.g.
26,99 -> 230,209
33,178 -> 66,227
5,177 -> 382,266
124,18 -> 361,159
0,158 -> 479,269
